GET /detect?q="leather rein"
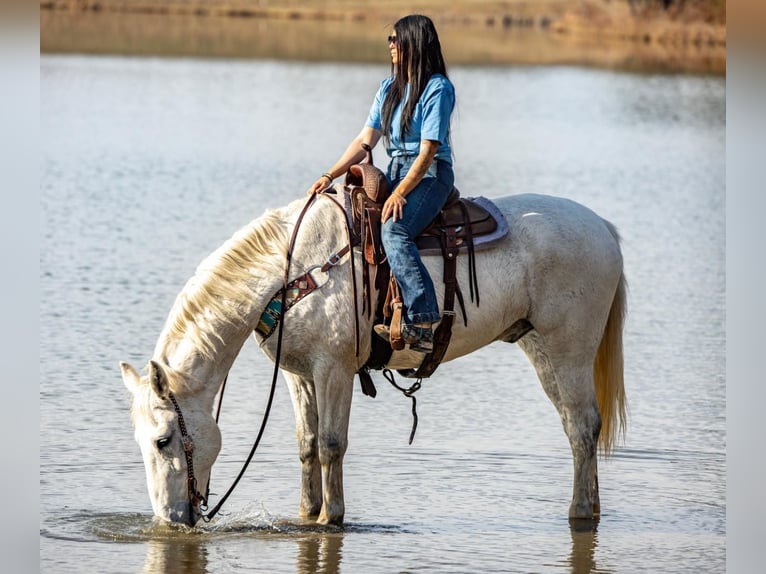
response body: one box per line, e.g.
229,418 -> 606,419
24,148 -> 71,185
169,191 -> 358,523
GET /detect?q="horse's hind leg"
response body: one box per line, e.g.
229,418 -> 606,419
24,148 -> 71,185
284,372 -> 323,518
559,365 -> 601,520
560,381 -> 602,520
518,334 -> 601,519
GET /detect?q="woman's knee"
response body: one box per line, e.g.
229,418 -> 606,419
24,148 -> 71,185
382,218 -> 408,246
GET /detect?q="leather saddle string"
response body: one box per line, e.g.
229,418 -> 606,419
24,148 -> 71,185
320,191 -> 362,358
458,201 -> 479,306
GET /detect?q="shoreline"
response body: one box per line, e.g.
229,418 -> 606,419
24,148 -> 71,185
40,0 -> 726,75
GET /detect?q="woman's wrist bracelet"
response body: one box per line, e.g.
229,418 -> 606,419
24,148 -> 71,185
321,172 -> 334,183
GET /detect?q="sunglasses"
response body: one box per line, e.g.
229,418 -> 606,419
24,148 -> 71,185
387,35 -> 398,45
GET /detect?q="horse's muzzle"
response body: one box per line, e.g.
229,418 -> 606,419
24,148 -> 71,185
165,502 -> 200,527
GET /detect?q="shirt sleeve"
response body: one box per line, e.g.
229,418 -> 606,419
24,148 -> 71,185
366,76 -> 394,131
420,76 -> 455,143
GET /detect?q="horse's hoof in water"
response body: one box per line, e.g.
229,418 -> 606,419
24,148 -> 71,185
569,501 -> 594,520
317,511 -> 344,526
298,507 -> 321,520
317,516 -> 344,526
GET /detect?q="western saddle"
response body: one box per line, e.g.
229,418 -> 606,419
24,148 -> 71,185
340,144 -> 500,386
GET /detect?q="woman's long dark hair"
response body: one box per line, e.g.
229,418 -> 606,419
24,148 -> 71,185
381,14 -> 448,148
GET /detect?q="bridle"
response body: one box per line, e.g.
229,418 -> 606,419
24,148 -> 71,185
167,391 -> 209,515
162,191 -> 358,524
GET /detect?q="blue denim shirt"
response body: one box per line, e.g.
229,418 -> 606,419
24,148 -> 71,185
366,74 -> 455,164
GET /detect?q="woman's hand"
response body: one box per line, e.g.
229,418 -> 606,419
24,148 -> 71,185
381,140 -> 437,221
382,192 -> 407,223
307,175 -> 332,195
307,127 -> 383,196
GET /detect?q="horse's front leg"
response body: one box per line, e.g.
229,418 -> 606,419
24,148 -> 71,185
313,362 -> 355,526
284,372 -> 323,518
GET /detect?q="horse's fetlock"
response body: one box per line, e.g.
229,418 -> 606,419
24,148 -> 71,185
298,434 -> 317,463
299,500 -> 322,518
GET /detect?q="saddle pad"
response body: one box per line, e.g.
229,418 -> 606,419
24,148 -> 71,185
417,196 -> 509,256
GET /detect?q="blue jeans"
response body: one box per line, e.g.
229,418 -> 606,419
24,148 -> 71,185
382,156 -> 455,325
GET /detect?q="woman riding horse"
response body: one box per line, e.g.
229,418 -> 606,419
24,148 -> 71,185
308,14 -> 456,353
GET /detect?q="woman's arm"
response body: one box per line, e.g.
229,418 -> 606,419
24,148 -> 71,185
307,126 -> 382,195
381,139 -> 439,222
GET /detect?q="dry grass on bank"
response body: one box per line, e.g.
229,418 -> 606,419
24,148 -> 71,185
40,0 -> 726,74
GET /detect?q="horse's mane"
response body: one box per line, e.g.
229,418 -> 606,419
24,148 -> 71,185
160,205 -> 292,361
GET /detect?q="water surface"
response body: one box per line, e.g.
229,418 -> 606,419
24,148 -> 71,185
40,55 -> 725,572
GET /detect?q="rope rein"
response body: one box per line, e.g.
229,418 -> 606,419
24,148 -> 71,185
182,190 -> 424,521
204,373 -> 227,503
200,194 -> 319,522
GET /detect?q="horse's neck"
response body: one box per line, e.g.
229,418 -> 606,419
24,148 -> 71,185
153,272 -> 284,390
151,197 -> 341,390
155,322 -> 253,394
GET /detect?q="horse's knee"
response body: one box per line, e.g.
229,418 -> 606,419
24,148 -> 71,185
298,433 -> 318,464
318,434 -> 347,465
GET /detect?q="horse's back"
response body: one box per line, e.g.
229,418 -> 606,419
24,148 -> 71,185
495,193 -> 616,241
493,193 -> 621,270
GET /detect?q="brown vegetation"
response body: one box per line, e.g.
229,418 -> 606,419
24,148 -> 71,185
40,0 -> 725,74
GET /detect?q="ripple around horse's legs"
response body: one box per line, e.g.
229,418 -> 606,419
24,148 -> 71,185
202,504 -> 408,537
201,502 -> 281,534
40,504 -> 277,542
41,505 -> 410,545
41,511 -> 161,543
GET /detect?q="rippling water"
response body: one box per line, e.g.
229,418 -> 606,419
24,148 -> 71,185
40,55 -> 725,572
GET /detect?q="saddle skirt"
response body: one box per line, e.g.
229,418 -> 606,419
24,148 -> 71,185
415,192 -> 509,255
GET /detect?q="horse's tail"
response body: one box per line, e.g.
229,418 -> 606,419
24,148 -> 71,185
594,221 -> 628,456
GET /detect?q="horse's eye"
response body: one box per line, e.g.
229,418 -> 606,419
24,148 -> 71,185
156,437 -> 172,450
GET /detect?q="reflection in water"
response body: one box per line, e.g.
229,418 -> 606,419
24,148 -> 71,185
295,532 -> 344,574
568,518 -> 599,574
142,538 -> 209,574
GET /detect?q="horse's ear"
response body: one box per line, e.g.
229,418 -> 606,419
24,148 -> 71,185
120,361 -> 142,394
149,360 -> 170,399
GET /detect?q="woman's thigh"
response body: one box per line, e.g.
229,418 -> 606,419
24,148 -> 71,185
389,161 -> 454,236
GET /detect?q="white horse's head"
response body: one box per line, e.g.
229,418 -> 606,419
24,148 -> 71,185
121,360 -> 221,526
